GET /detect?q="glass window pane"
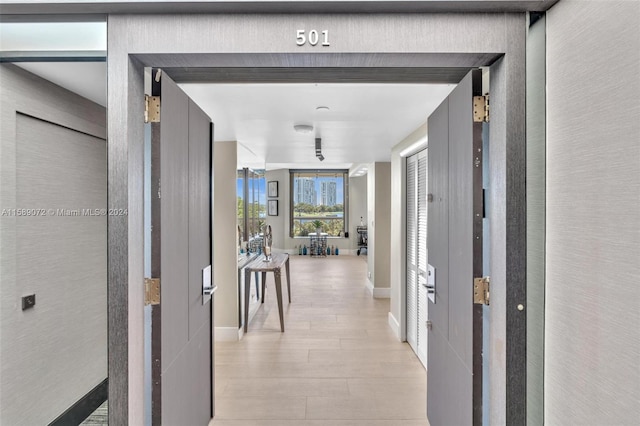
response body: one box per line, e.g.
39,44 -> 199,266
290,170 -> 347,237
0,22 -> 107,52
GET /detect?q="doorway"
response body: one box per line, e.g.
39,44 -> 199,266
106,12 -> 528,425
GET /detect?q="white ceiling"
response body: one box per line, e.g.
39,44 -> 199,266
15,62 -> 107,107
180,82 -> 455,169
13,62 -> 455,170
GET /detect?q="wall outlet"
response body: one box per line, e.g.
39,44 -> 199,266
22,294 -> 36,310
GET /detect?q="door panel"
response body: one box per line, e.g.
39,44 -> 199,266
448,73 -> 475,364
149,69 -> 213,425
159,71 -> 190,366
416,151 -> 428,363
427,69 -> 483,426
426,98 -> 449,334
406,156 -> 417,350
188,101 -> 212,339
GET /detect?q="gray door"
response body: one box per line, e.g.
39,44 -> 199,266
427,69 -> 484,425
149,69 -> 214,425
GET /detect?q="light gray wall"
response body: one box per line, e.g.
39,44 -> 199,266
0,64 -> 107,425
390,124 -> 428,339
213,141 -> 239,329
545,2 -> 640,424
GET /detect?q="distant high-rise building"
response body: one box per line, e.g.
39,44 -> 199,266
294,177 -> 316,205
321,181 -> 337,206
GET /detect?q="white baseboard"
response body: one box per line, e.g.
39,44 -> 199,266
341,249 -> 358,256
365,279 -> 374,295
274,248 -> 296,255
388,312 -> 401,340
365,279 -> 390,299
373,287 -> 391,299
214,326 -> 242,342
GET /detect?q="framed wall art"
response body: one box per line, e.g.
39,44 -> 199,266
268,181 -> 278,198
268,200 -> 278,216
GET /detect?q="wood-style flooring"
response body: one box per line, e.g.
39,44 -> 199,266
210,255 -> 429,426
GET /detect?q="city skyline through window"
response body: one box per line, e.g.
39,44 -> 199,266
290,170 -> 348,237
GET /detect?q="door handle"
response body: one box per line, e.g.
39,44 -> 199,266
423,282 -> 435,294
203,285 -> 218,296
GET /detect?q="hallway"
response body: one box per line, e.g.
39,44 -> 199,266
210,255 -> 428,425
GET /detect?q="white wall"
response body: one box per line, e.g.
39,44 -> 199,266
390,123 -> 428,339
367,165 -> 376,281
373,162 -> 391,291
349,174 -> 368,252
264,169 -> 288,251
213,141 -> 240,331
545,2 -> 640,424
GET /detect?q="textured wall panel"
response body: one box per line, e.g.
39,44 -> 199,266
0,64 -> 107,425
0,1 -> 561,16
546,2 -> 640,424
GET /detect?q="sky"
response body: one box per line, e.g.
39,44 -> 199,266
236,176 -> 266,199
237,176 -> 344,205
293,176 -> 344,205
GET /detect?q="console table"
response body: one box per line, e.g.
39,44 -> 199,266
243,252 -> 291,332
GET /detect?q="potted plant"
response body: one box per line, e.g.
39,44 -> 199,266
311,219 -> 324,235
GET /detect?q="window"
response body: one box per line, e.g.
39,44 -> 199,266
237,168 -> 266,242
290,170 -> 348,237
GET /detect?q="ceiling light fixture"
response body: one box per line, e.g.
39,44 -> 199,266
316,106 -> 330,111
315,138 -> 325,161
399,136 -> 428,157
294,124 -> 314,134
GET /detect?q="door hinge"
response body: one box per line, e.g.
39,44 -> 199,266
145,278 -> 160,305
473,276 -> 490,305
473,95 -> 489,123
144,95 -> 160,123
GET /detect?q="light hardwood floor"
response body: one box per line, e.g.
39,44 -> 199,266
210,255 -> 429,426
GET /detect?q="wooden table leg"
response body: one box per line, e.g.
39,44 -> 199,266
261,271 -> 267,303
274,268 -> 284,332
285,256 -> 291,303
244,268 -> 252,333
255,271 -> 260,301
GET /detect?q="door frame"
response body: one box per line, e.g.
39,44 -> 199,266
103,12 -> 527,425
